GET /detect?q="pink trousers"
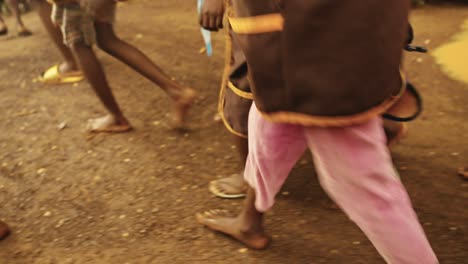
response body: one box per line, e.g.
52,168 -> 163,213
244,104 -> 437,263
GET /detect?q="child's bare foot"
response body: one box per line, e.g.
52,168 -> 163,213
196,210 -> 270,249
458,166 -> 468,180
17,26 -> 32,37
86,115 -> 132,133
209,174 -> 247,199
171,87 -> 197,129
0,24 -> 7,36
0,220 -> 10,241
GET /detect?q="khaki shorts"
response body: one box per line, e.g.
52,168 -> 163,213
51,1 -> 116,47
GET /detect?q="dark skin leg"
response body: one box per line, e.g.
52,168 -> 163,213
5,0 -> 31,36
0,220 -> 10,240
383,119 -> 407,146
235,135 -> 249,164
36,0 -> 78,73
0,15 -> 6,32
70,42 -> 131,132
197,187 -> 270,249
94,22 -> 196,128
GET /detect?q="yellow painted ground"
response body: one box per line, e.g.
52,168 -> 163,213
432,20 -> 468,84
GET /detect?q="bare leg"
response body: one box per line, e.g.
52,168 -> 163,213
36,0 -> 78,73
197,187 -> 270,249
235,135 -> 249,163
209,135 -> 248,198
95,22 -> 196,127
0,220 -> 10,240
5,0 -> 31,36
70,42 -> 131,132
383,119 -> 407,146
0,14 -> 6,34
198,105 -> 306,248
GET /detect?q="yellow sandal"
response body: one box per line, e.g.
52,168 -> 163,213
38,64 -> 84,84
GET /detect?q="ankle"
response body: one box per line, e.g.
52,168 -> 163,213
59,61 -> 79,73
113,114 -> 128,125
165,86 -> 183,99
67,61 -> 79,71
162,81 -> 190,97
237,215 -> 263,235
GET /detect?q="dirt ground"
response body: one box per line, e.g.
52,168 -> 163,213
0,1 -> 467,263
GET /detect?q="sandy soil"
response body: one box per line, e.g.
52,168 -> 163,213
0,1 -> 467,263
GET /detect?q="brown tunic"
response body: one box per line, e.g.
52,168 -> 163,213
230,0 -> 410,126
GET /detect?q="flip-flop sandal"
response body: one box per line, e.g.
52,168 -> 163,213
86,123 -> 133,134
387,123 -> 408,147
458,167 -> 468,180
209,179 -> 247,199
38,64 -> 84,84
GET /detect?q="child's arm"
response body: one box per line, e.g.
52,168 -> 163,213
200,0 -> 225,32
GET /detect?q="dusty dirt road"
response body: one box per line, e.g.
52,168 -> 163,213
0,1 -> 467,263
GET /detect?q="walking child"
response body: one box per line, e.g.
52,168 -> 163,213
50,0 -> 196,132
197,1 -> 438,262
36,0 -> 84,84
200,0 -> 251,198
0,0 -> 32,37
200,0 -> 412,199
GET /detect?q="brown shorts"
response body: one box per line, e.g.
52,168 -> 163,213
219,28 -> 252,138
51,1 -> 116,47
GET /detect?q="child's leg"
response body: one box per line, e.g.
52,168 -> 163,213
70,42 -> 130,132
209,51 -> 252,197
197,187 -> 269,249
0,14 -> 6,33
37,0 -> 78,74
383,119 -> 407,146
197,104 -> 308,248
5,0 -> 31,35
94,22 -> 187,95
60,4 -> 130,132
5,0 -> 24,27
215,70 -> 252,196
243,105 -> 308,211
94,22 -> 196,127
305,118 -> 437,263
0,220 -> 10,240
234,134 -> 249,188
